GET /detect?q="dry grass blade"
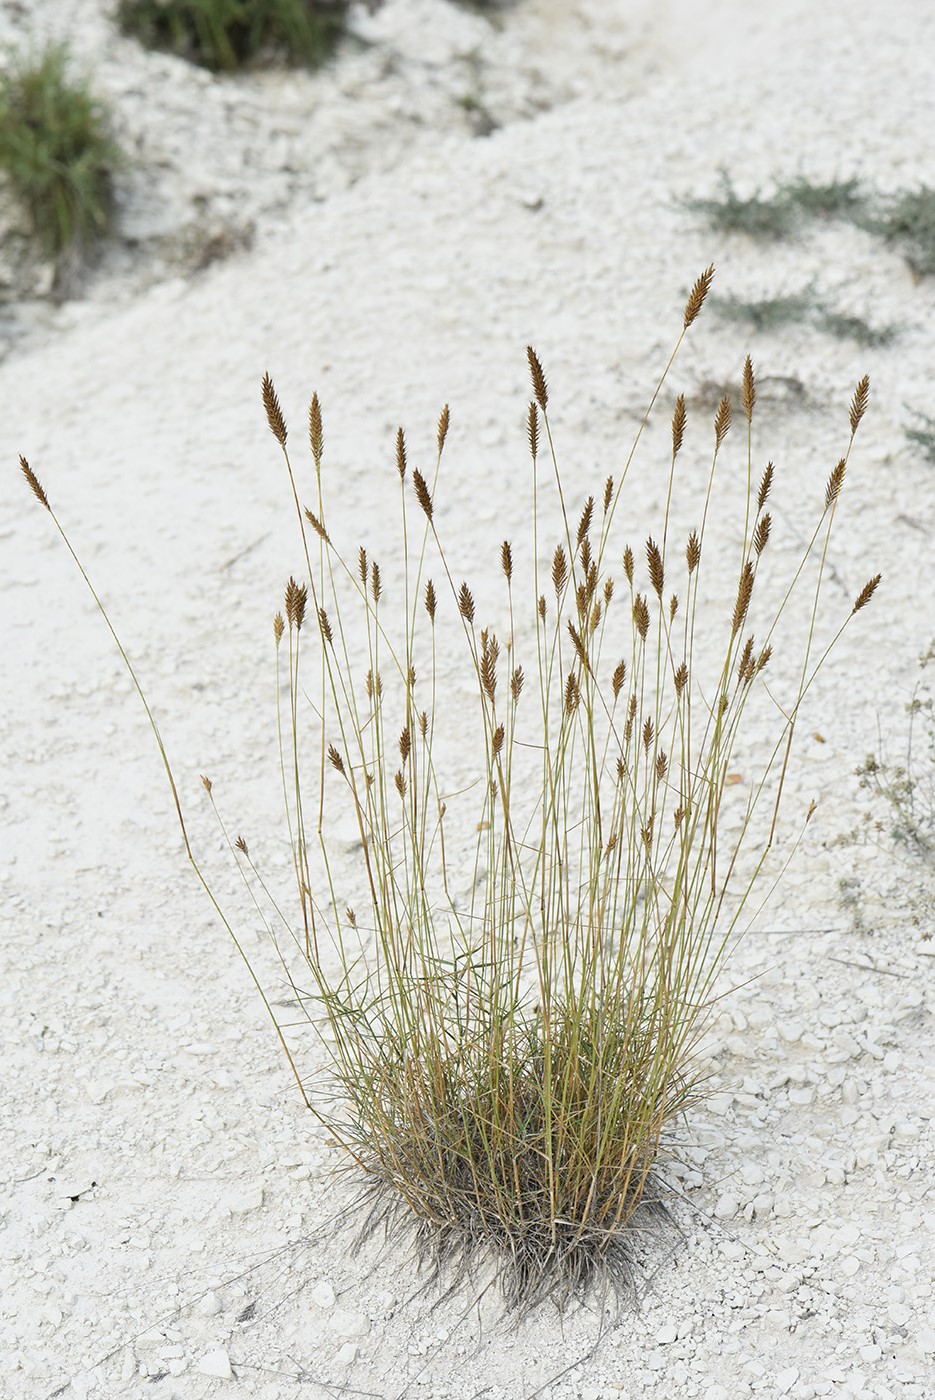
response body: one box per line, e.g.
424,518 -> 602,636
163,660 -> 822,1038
527,346 -> 549,412
19,455 -> 50,510
262,372 -> 287,447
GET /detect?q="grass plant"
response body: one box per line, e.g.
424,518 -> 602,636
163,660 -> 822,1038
856,643 -> 935,859
864,188 -> 935,278
20,269 -> 881,1307
905,408 -> 935,465
715,289 -> 896,347
0,42 -> 120,260
116,0 -> 351,72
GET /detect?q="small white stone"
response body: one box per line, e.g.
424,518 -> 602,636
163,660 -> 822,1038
887,1302 -> 911,1325
334,1342 -> 358,1367
197,1348 -> 232,1379
311,1281 -> 336,1310
777,1366 -> 799,1393
714,1194 -> 739,1219
228,1186 -> 264,1214
197,1291 -> 222,1316
707,1093 -> 734,1116
656,1323 -> 677,1345
331,1307 -> 370,1339
859,1344 -> 882,1362
917,1327 -> 935,1353
788,1087 -> 814,1107
840,1256 -> 861,1277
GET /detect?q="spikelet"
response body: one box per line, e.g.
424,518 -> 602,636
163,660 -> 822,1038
669,593 -> 679,621
671,394 -> 686,457
737,635 -> 755,684
399,726 -> 411,764
308,392 -> 323,466
304,507 -> 330,543
425,578 -> 437,622
235,835 -> 249,856
580,536 -> 592,578
683,264 -> 715,329
318,607 -> 333,646
612,659 -> 627,700
437,404 -> 450,456
757,461 -> 774,512
396,427 -> 407,480
394,770 -> 406,799
371,561 -> 382,604
674,661 -> 688,696
413,469 -> 433,520
458,582 -> 475,624
686,530 -> 701,574
741,354 -> 756,423
623,544 -> 634,585
538,594 -> 546,620
200,774 -> 212,793
714,394 -> 731,449
633,593 -> 650,641
849,375 -> 870,435
285,576 -> 307,630
603,475 -> 614,512
358,546 -> 368,585
527,346 -> 549,412
641,816 -> 655,852
273,612 -> 285,646
262,372 -> 287,447
567,621 -> 590,672
852,574 -> 881,614
590,598 -> 602,634
576,496 -> 594,546
328,744 -> 346,776
419,710 -> 428,738
527,402 -> 539,459
603,577 -> 615,605
655,750 -> 668,782
825,458 -> 846,510
511,665 -> 524,701
756,643 -> 772,674
552,544 -> 568,595
642,716 -> 654,752
501,540 -> 513,582
646,536 -> 665,596
564,670 -> 580,714
345,907 -> 357,928
753,513 -> 771,556
19,456 -> 49,510
731,561 -> 755,636
481,633 -> 499,701
492,723 -> 505,759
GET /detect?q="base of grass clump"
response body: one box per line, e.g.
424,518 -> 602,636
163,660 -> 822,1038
117,0 -> 351,72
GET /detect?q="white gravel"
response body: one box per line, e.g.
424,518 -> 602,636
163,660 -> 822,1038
1,2 -> 934,1398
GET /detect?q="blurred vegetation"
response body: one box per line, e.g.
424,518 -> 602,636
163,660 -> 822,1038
116,0 -> 351,72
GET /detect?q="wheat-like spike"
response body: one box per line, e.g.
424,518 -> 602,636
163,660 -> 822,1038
19,456 -> 50,510
576,496 -> 594,546
328,744 -> 346,776
399,726 -> 411,764
849,375 -> 870,435
345,907 -> 357,928
737,635 -> 755,683
481,636 -> 498,701
501,540 -> 513,583
603,475 -> 614,513
580,537 -> 592,579
413,469 -> 433,520
567,621 -> 590,672
612,659 -> 627,700
673,805 -> 685,829
655,750 -> 668,782
590,599 -> 602,634
492,723 -> 505,759
552,544 -> 568,595
394,769 -> 406,798
294,583 -> 307,630
527,402 -> 539,459
714,394 -> 732,450
731,561 -> 755,636
365,668 -> 374,699
511,666 -> 524,701
623,545 -> 634,586
852,573 -> 881,614
641,817 -> 655,852
419,710 -> 428,738
538,594 -> 546,620
564,670 -> 580,714
437,404 -> 450,456
741,354 -> 756,423
669,593 -> 679,621
371,561 -> 382,604
200,774 -> 212,793
616,756 -> 627,784
262,372 -> 287,447
671,394 -> 686,457
603,577 -> 615,605
642,716 -> 654,752
754,512 -> 771,556
604,832 -> 618,858
284,576 -> 299,626
757,461 -> 774,513
318,607 -> 333,646
304,507 -> 330,543
756,643 -> 772,674
575,582 -> 587,618
358,546 -> 368,585
686,530 -> 701,574
633,593 -> 650,641
674,661 -> 688,696
273,612 -> 285,646
527,346 -> 549,412
646,537 -> 665,596
396,427 -> 407,481
425,578 -> 437,622
458,582 -> 475,624
308,392 -> 323,466
234,834 -> 249,856
683,263 -> 715,329
825,458 -> 846,510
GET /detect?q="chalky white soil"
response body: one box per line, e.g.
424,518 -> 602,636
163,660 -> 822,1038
1,2 -> 934,1398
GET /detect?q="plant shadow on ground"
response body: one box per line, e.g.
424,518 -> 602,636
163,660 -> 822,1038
20,269 -> 883,1313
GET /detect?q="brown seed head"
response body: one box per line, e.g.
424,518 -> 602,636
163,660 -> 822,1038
825,458 -> 846,510
425,578 -> 437,622
371,561 -> 382,604
273,612 -> 285,646
419,710 -> 428,737
604,577 -> 615,605
413,469 -> 433,520
399,726 -> 411,764
674,661 -> 688,696
437,404 -> 450,456
396,427 -> 407,481
669,592 -> 679,621
345,907 -> 357,928
756,643 -> 772,674
655,750 -> 668,782
741,354 -> 756,423
849,374 -> 870,435
501,540 -> 512,583
304,507 -> 329,543
328,744 -> 346,776
672,394 -> 686,457
538,594 -> 546,620
731,561 -> 755,636
394,769 -> 406,799
646,536 -> 665,596
576,496 -> 594,547
318,607 -> 333,646
200,774 -> 212,793
737,635 -> 755,684
19,456 -> 49,510
564,670 -> 580,714
686,530 -> 701,574
641,817 -> 655,852
590,599 -> 602,634
623,544 -> 634,586
567,621 -> 590,672
757,461 -> 774,512
527,401 -> 539,459
552,544 -> 568,595
492,723 -> 505,759
358,546 -> 367,585
683,264 -> 715,329
527,346 -> 549,412
481,633 -> 499,701
458,582 -> 475,624
511,666 -> 524,701
612,659 -> 627,700
235,835 -> 249,856
754,512 -> 771,555
714,394 -> 732,449
262,372 -> 287,447
633,593 -> 650,641
852,573 -> 881,614
308,392 -> 323,466
603,474 -> 614,513
580,536 -> 592,578
642,716 -> 654,752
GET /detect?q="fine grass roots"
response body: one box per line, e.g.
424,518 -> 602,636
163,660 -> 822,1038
117,0 -> 351,71
20,270 -> 881,1308
0,42 -> 120,259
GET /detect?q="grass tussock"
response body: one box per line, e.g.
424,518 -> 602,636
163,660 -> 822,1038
856,643 -> 935,860
21,270 -> 881,1308
0,42 -> 120,260
117,0 -> 351,72
715,289 -> 896,347
905,408 -> 935,465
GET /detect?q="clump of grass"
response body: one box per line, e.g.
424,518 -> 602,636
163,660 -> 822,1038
116,0 -> 351,72
684,173 -> 872,242
856,643 -> 935,858
21,270 -> 882,1308
905,408 -> 935,464
863,188 -> 935,278
716,289 -> 896,347
0,42 -> 120,260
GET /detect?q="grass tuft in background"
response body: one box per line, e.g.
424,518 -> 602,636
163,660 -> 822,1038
117,0 -> 352,72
